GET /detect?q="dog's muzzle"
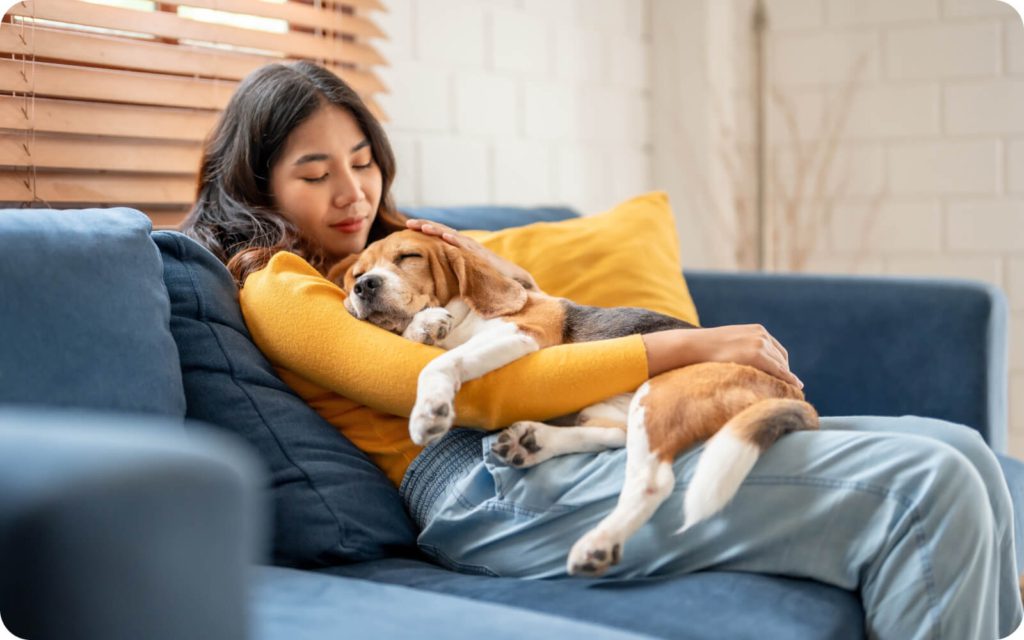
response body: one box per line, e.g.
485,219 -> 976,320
344,273 -> 413,334
353,274 -> 383,302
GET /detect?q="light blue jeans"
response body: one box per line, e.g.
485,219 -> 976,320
401,417 -> 1024,640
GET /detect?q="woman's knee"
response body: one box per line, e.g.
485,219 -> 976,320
826,415 -> 1001,487
908,440 -> 995,536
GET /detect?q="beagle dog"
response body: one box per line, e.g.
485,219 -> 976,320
329,230 -> 818,577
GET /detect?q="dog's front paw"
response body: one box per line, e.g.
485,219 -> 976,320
491,421 -> 546,468
402,308 -> 453,346
567,528 -> 623,578
409,396 -> 455,446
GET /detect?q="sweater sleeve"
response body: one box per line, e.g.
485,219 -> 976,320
239,252 -> 650,430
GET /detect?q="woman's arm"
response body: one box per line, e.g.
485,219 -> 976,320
642,326 -> 803,388
240,252 -> 650,429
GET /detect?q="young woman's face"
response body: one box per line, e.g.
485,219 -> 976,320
269,104 -> 383,261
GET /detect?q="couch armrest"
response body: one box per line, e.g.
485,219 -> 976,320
0,409 -> 265,640
685,271 -> 1009,451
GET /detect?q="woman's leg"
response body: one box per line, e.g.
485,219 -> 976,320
822,415 -> 1022,627
416,420 -> 1023,640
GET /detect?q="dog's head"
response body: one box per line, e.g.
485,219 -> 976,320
327,230 -> 528,333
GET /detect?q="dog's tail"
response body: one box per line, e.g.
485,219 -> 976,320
677,398 -> 818,534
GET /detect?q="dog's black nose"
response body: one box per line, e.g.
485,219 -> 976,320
353,274 -> 383,299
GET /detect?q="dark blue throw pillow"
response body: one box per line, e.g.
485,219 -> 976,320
0,208 -> 185,418
153,231 -> 418,567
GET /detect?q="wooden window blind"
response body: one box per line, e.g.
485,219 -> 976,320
1,0 -> 388,227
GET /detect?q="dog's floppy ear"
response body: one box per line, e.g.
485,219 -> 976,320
442,244 -> 528,318
326,253 -> 360,292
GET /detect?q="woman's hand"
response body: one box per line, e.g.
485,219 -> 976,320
642,324 -> 804,389
406,219 -> 541,291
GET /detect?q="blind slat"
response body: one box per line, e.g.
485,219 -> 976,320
4,0 -> 390,215
1,59 -> 234,109
0,172 -> 195,204
147,209 -> 190,229
328,0 -> 388,12
158,0 -> 387,39
0,135 -> 202,174
0,95 -> 217,141
0,26 -> 387,93
9,0 -> 387,67
0,25 -> 273,80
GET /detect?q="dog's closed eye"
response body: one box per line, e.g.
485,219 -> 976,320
396,253 -> 423,264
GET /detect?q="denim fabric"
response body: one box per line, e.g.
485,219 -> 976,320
153,231 -> 418,567
0,208 -> 185,418
400,205 -> 578,231
404,417 -> 1022,640
686,271 -> 1008,451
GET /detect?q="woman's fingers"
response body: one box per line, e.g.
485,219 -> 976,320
406,219 -> 463,247
761,350 -> 803,389
767,333 -> 788,361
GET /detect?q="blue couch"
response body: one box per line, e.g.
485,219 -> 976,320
0,206 -> 1020,640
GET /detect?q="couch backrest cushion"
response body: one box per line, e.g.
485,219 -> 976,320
399,205 -> 578,231
153,231 -> 418,567
0,208 -> 185,418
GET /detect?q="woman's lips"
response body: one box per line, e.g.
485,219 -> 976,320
331,218 -> 365,234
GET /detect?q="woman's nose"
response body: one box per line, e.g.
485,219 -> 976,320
332,169 -> 363,208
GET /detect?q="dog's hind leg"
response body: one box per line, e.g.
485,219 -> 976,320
567,383 -> 676,577
491,392 -> 634,467
491,421 -> 626,468
578,393 -> 633,429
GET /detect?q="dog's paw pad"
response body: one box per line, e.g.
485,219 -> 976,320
410,398 -> 455,446
431,402 -> 450,418
491,422 -> 546,468
406,309 -> 454,346
567,531 -> 622,577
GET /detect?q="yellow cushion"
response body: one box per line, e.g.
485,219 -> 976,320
464,191 -> 700,326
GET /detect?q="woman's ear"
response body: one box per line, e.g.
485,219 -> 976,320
326,254 -> 360,291
443,244 -> 528,318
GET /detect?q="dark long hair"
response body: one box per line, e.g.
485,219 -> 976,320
179,60 -> 406,284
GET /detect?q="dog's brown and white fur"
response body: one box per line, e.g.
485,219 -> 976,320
329,230 -> 819,577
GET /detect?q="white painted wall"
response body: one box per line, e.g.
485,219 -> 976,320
376,0 -> 653,216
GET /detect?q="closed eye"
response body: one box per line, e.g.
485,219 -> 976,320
396,253 -> 423,264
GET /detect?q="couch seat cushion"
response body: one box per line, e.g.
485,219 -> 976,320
253,565 -> 647,640
330,558 -> 864,640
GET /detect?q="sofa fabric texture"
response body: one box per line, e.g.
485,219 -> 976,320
0,409 -> 262,640
399,204 -> 577,231
154,231 -> 418,567
0,208 -> 185,418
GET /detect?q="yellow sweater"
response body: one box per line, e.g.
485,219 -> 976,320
239,251 -> 650,487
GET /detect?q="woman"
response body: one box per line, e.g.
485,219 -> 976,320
181,61 -> 1022,640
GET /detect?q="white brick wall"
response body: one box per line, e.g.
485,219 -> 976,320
756,0 -> 1024,456
376,0 -> 652,215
